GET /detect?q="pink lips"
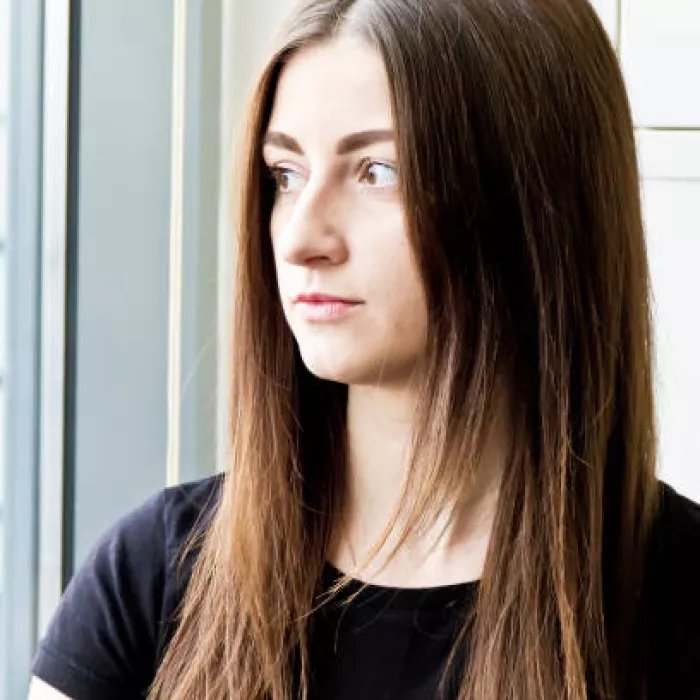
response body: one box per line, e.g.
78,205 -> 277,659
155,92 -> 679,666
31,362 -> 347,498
293,293 -> 362,321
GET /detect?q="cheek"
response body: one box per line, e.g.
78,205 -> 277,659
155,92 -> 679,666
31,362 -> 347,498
270,198 -> 287,237
390,274 -> 428,348
362,231 -> 428,338
269,208 -> 288,290
269,206 -> 284,260
368,222 -> 422,298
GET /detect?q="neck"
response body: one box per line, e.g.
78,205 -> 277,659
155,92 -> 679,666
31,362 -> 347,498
328,383 -> 507,587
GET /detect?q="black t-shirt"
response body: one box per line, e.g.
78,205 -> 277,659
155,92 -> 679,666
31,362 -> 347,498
32,475 -> 700,699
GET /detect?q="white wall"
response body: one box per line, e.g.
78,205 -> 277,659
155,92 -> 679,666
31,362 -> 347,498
621,0 -> 700,128
618,0 -> 700,501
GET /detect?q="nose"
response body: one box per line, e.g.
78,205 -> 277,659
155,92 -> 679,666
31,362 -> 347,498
274,180 -> 349,268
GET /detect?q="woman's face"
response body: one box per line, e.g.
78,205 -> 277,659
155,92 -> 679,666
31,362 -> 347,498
264,36 -> 428,388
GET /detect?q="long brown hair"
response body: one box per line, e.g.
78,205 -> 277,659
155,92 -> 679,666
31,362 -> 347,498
148,0 -> 659,698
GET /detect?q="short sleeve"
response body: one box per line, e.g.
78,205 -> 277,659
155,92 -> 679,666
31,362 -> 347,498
31,490 -> 167,700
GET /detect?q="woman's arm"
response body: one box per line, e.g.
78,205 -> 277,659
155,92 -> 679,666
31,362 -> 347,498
28,677 -> 72,699
30,489 -> 169,698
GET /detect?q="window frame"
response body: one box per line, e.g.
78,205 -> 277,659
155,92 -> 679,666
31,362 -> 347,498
1,0 -> 47,695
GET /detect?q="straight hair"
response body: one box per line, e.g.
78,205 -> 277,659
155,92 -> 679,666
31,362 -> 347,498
149,1 -> 659,697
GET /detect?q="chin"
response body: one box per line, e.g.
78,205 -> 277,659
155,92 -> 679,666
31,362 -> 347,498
296,342 -> 372,383
298,346 -> 410,388
300,355 -> 369,385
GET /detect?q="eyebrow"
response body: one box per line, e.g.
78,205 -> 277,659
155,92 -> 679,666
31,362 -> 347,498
263,129 -> 394,156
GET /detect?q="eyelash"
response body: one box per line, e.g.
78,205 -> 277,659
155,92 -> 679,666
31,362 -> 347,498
267,165 -> 299,194
357,157 -> 393,185
266,158 -> 397,194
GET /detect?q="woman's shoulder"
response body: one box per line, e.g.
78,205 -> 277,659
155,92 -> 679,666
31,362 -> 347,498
87,470 -> 224,556
644,480 -> 700,697
648,480 -> 700,614
650,480 -> 700,581
31,472 -> 225,700
161,471 -> 226,548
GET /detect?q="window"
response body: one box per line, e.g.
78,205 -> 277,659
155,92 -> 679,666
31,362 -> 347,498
0,0 -> 9,658
0,0 -> 44,696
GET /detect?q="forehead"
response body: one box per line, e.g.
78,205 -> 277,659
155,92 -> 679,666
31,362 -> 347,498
268,36 -> 394,138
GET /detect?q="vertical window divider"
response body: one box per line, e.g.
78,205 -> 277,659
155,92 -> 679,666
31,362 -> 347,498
37,0 -> 72,635
166,0 -> 188,488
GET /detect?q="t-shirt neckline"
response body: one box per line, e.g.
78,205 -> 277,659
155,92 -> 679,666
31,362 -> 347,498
321,560 -> 480,612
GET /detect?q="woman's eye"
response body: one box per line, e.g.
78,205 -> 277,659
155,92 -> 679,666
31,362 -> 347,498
269,166 -> 304,194
359,161 -> 398,188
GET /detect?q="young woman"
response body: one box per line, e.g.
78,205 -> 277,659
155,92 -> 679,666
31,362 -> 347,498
30,0 -> 700,698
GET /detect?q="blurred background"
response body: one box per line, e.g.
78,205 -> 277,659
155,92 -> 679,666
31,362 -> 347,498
0,0 -> 698,696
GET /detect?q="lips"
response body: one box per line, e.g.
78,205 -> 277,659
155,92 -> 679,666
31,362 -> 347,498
294,293 -> 362,305
293,294 -> 363,322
